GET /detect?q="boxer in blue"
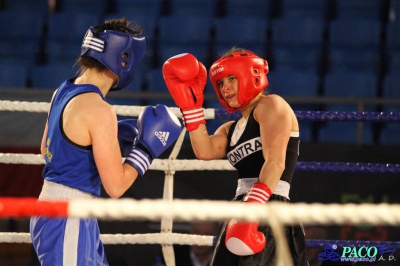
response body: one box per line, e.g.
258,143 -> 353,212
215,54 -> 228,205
30,18 -> 181,265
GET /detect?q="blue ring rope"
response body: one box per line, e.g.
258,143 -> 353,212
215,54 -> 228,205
213,109 -> 400,174
296,162 -> 400,174
214,110 -> 400,122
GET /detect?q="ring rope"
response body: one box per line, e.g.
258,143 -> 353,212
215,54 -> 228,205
215,110 -> 400,122
2,232 -> 399,250
1,198 -> 400,226
1,100 -> 400,122
1,153 -> 399,174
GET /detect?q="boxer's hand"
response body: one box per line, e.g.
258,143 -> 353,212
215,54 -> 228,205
124,105 -> 182,176
117,119 -> 139,157
225,182 -> 272,256
162,53 -> 207,131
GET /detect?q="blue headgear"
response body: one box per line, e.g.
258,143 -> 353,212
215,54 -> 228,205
81,27 -> 146,90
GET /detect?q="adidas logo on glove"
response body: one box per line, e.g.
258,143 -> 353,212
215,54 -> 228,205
155,131 -> 170,146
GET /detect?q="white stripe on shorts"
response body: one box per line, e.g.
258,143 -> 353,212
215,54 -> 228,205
64,217 -> 80,266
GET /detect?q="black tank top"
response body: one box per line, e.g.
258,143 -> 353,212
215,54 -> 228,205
226,108 -> 299,184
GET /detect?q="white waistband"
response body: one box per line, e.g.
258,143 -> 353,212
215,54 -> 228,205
39,180 -> 96,200
236,178 -> 290,200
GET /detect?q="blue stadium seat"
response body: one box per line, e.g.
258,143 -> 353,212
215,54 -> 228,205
323,70 -> 378,98
386,50 -> 400,72
0,62 -> 28,88
272,47 -> 321,72
272,17 -> 325,50
328,18 -> 381,51
327,17 -> 382,76
386,20 -> 400,53
30,63 -> 78,90
318,70 -> 378,144
382,71 -> 400,99
0,10 -> 45,65
213,16 -> 268,60
0,41 -> 39,66
327,48 -> 380,73
268,69 -> 320,142
46,41 -> 81,65
46,12 -> 102,64
267,69 -> 319,97
380,72 -> 400,145
335,0 -> 383,20
158,15 -> 212,65
123,69 -> 146,93
225,0 -> 270,17
270,17 -> 324,74
280,0 -> 327,19
47,12 -> 102,43
158,15 -> 212,46
5,0 -> 49,13
144,68 -> 175,106
379,123 -> 400,145
170,0 -> 216,18
392,1 -> 400,23
61,0 -> 107,15
115,0 -> 162,17
318,120 -> 374,144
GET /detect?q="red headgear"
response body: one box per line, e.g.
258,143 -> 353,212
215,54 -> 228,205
209,50 -> 269,113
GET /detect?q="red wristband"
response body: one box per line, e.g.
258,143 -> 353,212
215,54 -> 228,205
243,182 -> 272,203
181,108 -> 205,131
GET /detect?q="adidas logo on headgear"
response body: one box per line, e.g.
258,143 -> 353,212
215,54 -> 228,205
155,131 -> 170,146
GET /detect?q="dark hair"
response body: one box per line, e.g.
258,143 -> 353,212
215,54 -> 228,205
222,46 -> 247,57
75,18 -> 143,73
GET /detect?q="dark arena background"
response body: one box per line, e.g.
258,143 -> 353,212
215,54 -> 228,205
0,0 -> 399,265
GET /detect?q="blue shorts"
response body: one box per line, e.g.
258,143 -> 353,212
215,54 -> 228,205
30,180 -> 108,265
30,216 -> 108,266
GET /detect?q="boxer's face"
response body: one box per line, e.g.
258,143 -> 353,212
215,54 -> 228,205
217,75 -> 240,108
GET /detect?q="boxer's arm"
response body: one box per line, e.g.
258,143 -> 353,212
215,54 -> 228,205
255,95 -> 293,190
90,100 -> 137,198
188,121 -> 233,160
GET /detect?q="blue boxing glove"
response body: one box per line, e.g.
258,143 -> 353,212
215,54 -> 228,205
117,119 -> 139,157
124,104 -> 182,176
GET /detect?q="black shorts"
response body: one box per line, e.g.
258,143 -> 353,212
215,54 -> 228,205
210,195 -> 309,266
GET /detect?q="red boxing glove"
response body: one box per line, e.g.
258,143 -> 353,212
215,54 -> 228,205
225,182 -> 272,256
162,53 -> 207,131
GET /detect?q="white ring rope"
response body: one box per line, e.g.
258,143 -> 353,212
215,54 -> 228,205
0,153 -> 235,170
64,200 -> 400,225
0,232 -> 214,246
0,100 -> 217,119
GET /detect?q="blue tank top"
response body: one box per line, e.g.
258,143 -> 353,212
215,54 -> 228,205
42,79 -> 105,196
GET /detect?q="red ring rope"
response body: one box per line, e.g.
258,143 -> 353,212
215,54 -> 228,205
0,197 -> 68,218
